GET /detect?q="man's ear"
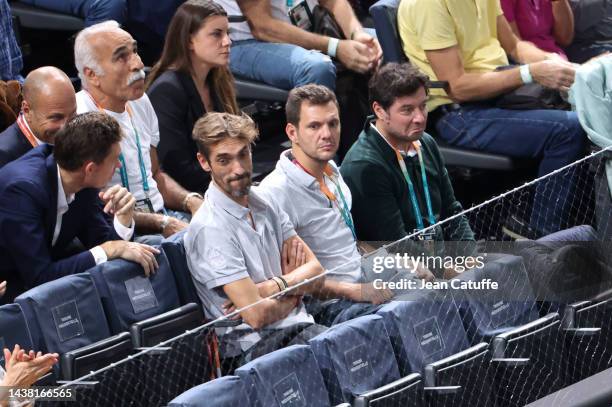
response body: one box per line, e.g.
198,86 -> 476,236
197,152 -> 211,172
372,101 -> 387,121
285,122 -> 298,145
84,67 -> 100,88
21,100 -> 30,115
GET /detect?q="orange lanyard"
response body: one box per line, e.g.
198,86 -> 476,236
16,114 -> 39,147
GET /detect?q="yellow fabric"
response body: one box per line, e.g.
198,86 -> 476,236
398,0 -> 509,111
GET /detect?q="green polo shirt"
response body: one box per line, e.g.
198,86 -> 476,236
340,116 -> 474,243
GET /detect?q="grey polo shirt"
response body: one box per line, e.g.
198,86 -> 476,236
257,151 -> 362,283
185,182 -> 314,352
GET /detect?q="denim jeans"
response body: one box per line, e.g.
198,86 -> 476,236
21,0 -> 127,26
229,40 -> 337,90
565,42 -> 612,64
435,104 -> 586,234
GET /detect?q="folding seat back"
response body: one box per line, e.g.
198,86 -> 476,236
235,344 -> 331,407
168,376 -> 251,407
161,231 -> 201,306
353,373 -> 426,407
309,315 -> 401,405
377,290 -> 470,376
129,302 -> 205,348
15,273 -> 111,355
453,255 -> 539,344
0,303 -> 36,366
561,299 -> 612,384
490,312 -> 564,406
89,251 -> 181,334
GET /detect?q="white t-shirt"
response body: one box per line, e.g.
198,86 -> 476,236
217,0 -> 318,42
257,151 -> 362,283
76,91 -> 164,212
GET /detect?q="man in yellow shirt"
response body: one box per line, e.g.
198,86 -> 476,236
397,0 -> 586,238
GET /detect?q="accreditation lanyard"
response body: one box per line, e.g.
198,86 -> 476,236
394,143 -> 436,231
292,158 -> 357,240
85,92 -> 149,196
16,113 -> 39,147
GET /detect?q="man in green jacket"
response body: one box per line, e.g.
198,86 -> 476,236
341,62 -> 474,248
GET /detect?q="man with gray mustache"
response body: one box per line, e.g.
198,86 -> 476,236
73,21 -> 204,242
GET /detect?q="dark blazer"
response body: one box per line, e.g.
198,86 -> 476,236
0,122 -> 33,169
148,70 -> 222,193
0,145 -> 120,304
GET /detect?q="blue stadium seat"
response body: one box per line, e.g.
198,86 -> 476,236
88,251 -> 181,334
15,273 -> 111,355
368,0 -> 404,64
161,231 -> 201,306
168,376 -> 251,407
235,344 -> 332,407
309,314 -> 418,405
0,303 -> 36,364
377,291 -> 470,376
452,255 -> 540,344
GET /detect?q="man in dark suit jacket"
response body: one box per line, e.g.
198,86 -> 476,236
0,112 -> 160,304
0,67 -> 76,168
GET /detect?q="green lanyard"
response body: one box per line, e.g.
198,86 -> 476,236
118,104 -> 150,196
394,144 -> 436,230
324,169 -> 357,241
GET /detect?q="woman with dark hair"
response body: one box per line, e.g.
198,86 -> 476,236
147,0 -> 239,192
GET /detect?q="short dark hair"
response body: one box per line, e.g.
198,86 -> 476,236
192,112 -> 259,159
54,112 -> 122,171
285,84 -> 339,126
368,63 -> 430,110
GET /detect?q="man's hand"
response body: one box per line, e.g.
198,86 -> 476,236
281,238 -> 307,275
529,59 -> 577,91
359,282 -> 393,304
0,280 -> 6,298
336,39 -> 375,74
185,195 -> 204,215
351,31 -> 382,71
2,345 -> 58,388
99,185 -> 135,228
161,217 -> 189,238
100,241 -> 160,276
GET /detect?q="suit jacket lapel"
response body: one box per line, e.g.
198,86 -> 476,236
45,152 -> 58,245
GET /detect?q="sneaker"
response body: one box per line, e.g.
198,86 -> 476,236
502,214 -> 543,240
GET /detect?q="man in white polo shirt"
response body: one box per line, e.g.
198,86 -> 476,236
74,21 -> 205,242
258,85 -> 433,326
185,112 -> 326,364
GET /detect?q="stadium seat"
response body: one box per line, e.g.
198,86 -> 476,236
452,254 -> 540,344
129,302 -> 205,348
560,299 -> 612,384
9,2 -> 84,31
377,291 -> 495,406
377,291 -> 470,376
15,273 -> 112,356
369,0 -> 529,171
161,231 -> 201,306
168,375 -> 251,407
60,331 -> 133,380
490,312 -> 566,406
310,314 -> 426,406
235,344 -> 332,407
88,252 -> 181,334
0,303 -> 36,360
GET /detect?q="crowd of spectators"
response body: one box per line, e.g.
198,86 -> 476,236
0,0 -> 610,400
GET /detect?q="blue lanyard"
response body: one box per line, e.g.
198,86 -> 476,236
394,144 -> 436,230
119,105 -> 149,195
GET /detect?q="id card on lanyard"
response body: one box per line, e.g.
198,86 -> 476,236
394,143 -> 436,240
85,91 -> 154,213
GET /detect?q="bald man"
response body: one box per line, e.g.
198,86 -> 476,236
0,67 -> 77,168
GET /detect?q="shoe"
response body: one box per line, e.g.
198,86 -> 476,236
502,214 -> 543,240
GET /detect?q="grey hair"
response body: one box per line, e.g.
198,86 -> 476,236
74,20 -> 120,88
